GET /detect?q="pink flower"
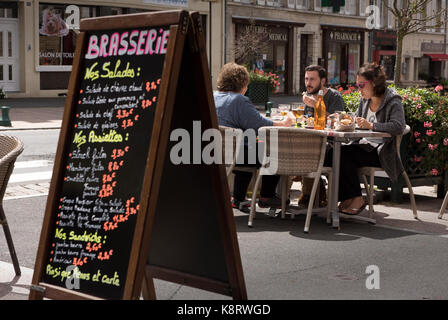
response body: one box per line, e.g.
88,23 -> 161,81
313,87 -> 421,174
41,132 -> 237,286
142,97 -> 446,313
403,94 -> 409,99
416,104 -> 422,109
426,130 -> 436,136
414,155 -> 424,162
425,109 -> 434,116
414,131 -> 421,138
435,85 -> 443,92
444,138 -> 448,146
416,138 -> 421,143
424,121 -> 432,128
428,144 -> 438,151
431,169 -> 439,176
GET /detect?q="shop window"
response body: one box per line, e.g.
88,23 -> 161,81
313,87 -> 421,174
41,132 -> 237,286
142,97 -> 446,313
328,43 -> 341,85
348,44 -> 360,83
341,0 -> 357,15
0,2 -> 18,18
39,4 -> 83,67
38,4 -> 130,69
296,0 -> 309,9
99,7 -> 124,16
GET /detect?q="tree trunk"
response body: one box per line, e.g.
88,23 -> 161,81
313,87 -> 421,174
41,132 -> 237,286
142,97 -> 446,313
394,34 -> 404,87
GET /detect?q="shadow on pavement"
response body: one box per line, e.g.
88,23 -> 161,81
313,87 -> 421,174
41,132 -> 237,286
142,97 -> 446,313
233,211 -> 417,242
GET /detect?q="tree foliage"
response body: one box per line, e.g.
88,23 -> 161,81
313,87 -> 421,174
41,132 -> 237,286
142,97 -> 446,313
383,0 -> 447,85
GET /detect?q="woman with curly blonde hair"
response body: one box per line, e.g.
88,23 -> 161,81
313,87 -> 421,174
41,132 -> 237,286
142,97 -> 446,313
214,62 -> 293,211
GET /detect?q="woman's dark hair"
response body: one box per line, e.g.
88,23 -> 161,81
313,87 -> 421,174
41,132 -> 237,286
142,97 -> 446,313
304,65 -> 327,81
357,63 -> 387,97
217,62 -> 250,92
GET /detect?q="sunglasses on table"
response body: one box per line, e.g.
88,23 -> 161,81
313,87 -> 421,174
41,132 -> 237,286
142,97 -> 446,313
355,80 -> 371,89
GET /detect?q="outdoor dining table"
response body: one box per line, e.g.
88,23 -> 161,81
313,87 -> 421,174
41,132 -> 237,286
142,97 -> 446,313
323,128 -> 392,229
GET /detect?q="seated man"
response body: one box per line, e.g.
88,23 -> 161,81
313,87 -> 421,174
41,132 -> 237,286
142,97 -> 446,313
214,62 -> 293,212
300,65 -> 344,207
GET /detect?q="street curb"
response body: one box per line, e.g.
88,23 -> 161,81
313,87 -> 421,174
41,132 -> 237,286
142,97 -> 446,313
0,126 -> 61,131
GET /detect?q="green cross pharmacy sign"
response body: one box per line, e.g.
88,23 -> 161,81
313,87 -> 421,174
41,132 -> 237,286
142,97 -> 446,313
322,0 -> 346,12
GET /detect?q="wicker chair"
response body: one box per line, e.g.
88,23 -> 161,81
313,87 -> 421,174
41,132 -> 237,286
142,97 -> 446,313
357,125 -> 418,220
248,127 -> 330,233
219,126 -> 258,210
438,192 -> 448,219
0,135 -> 24,276
219,126 -> 244,179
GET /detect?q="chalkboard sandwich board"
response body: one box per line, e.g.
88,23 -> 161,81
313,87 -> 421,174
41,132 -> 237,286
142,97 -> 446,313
29,10 -> 247,300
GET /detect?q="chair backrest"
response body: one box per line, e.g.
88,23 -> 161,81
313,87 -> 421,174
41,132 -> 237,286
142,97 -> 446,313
218,126 -> 243,171
258,127 -> 327,176
0,135 -> 24,199
396,125 -> 410,161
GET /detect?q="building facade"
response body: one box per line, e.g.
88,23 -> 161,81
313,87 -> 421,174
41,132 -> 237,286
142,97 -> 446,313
3,0 -> 447,98
226,0 -> 448,95
0,0 -> 225,97
227,0 -> 371,95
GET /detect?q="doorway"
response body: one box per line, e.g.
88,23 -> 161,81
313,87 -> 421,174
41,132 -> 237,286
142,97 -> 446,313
274,43 -> 287,94
0,19 -> 19,92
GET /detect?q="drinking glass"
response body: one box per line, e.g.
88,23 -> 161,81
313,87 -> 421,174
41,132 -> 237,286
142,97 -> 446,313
291,103 -> 305,118
291,103 -> 306,128
278,104 -> 290,117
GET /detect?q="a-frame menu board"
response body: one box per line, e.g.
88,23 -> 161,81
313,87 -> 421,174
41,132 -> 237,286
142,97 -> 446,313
29,10 -> 246,300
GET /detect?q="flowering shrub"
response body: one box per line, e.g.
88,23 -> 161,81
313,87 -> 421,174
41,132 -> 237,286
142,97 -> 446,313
340,86 -> 361,112
340,85 -> 448,176
399,86 -> 448,176
250,69 -> 280,93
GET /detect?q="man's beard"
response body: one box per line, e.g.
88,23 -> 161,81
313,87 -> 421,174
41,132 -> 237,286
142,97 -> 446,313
307,84 -> 322,95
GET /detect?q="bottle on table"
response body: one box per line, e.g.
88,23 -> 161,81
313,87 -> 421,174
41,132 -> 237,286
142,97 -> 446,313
314,90 -> 326,130
265,101 -> 273,117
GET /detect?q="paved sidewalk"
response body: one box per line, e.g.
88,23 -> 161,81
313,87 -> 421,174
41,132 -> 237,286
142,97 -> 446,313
0,98 -> 65,131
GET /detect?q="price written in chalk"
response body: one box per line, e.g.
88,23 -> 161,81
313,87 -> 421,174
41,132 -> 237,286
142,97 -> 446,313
111,146 -> 130,160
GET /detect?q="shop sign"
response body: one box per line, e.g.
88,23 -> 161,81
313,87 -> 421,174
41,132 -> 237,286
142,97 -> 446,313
142,0 -> 188,7
329,31 -> 361,42
242,24 -> 288,42
372,30 -> 396,47
421,42 -> 445,53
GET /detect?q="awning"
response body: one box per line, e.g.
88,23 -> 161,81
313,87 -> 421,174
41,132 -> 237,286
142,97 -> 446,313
424,53 -> 448,61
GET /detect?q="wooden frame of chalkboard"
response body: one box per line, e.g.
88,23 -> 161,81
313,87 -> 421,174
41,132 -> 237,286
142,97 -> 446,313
29,10 -> 247,300
135,12 -> 247,300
